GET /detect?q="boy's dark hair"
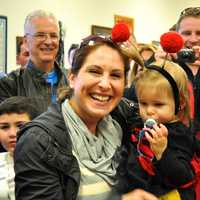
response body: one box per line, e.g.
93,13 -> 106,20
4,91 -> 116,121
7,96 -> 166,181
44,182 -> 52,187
0,96 -> 40,152
0,96 -> 40,120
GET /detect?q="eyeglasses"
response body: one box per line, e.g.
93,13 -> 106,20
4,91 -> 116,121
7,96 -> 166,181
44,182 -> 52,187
80,35 -> 115,48
71,34 -> 129,69
26,32 -> 59,42
180,7 -> 200,17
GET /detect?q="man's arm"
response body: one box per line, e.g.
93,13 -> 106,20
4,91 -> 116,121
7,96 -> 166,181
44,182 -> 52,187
0,72 -> 18,102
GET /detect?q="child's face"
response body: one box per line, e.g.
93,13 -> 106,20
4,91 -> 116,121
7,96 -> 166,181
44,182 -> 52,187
0,113 -> 30,154
138,86 -> 177,124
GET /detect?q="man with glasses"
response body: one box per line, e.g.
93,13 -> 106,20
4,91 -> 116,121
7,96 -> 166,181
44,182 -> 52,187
0,10 -> 68,114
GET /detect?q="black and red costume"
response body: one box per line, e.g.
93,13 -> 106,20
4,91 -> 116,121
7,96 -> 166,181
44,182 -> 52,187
117,120 -> 196,200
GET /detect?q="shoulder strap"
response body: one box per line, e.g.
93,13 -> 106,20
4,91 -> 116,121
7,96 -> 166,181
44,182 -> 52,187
18,106 -> 71,155
17,106 -> 78,200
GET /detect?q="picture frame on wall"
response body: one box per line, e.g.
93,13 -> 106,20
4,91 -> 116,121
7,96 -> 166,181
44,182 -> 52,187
0,16 -> 7,73
91,25 -> 112,37
114,14 -> 134,34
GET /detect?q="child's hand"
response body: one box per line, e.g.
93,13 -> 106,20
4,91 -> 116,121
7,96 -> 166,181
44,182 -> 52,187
144,123 -> 168,160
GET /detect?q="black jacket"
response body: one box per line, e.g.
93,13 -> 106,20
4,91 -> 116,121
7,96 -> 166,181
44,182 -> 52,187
0,60 -> 68,114
14,98 -> 141,200
178,62 -> 200,138
118,121 -> 195,200
178,61 -> 200,129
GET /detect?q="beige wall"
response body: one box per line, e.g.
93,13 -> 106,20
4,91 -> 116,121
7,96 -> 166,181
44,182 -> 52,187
0,0 -> 200,72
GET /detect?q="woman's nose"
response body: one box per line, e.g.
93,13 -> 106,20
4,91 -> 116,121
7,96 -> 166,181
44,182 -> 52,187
98,76 -> 111,90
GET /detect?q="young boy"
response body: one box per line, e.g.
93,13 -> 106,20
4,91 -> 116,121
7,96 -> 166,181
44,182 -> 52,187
0,96 -> 40,200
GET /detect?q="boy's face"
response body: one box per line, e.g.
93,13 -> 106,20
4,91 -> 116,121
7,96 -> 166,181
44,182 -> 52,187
0,113 -> 30,154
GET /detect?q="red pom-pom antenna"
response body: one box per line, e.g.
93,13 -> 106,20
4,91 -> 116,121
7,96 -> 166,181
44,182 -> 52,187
111,23 -> 130,42
160,31 -> 184,53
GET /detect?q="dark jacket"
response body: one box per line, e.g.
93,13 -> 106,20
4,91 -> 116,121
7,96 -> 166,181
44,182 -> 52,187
123,84 -> 138,103
0,60 -> 68,114
14,98 -> 141,200
118,121 -> 195,200
178,61 -> 200,129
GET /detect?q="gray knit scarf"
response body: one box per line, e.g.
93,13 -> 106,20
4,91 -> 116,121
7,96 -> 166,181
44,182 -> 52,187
61,99 -> 122,185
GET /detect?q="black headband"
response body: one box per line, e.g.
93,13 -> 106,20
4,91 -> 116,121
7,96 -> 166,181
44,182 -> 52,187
146,65 -> 180,114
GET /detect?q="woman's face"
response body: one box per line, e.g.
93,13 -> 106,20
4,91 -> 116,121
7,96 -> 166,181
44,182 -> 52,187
69,45 -> 125,123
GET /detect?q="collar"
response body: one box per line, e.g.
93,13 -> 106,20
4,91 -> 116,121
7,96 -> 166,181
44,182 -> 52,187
26,60 -> 59,78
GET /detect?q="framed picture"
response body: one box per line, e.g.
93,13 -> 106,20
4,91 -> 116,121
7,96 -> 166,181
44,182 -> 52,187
91,25 -> 112,37
114,15 -> 134,34
0,16 -> 7,73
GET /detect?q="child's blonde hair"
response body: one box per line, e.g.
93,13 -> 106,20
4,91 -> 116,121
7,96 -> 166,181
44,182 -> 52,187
134,60 -> 190,125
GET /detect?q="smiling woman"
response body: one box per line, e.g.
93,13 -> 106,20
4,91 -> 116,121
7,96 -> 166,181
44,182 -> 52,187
68,45 -> 125,132
14,33 -> 158,200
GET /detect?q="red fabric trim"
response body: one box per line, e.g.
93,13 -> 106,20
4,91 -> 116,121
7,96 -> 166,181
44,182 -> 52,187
133,127 -> 141,135
190,155 -> 200,199
180,180 -> 195,188
196,132 -> 200,140
188,81 -> 194,119
137,156 -> 155,176
131,134 -> 137,142
139,144 -> 154,158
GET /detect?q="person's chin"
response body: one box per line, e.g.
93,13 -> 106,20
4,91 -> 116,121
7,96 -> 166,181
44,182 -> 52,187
7,147 -> 15,154
87,96 -> 118,117
89,106 -> 113,118
41,56 -> 55,63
